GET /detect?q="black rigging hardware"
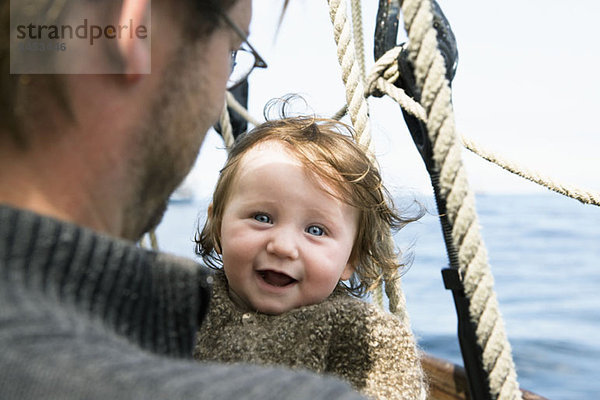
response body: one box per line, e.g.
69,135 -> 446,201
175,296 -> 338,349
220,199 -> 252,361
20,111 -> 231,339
374,1 -> 491,399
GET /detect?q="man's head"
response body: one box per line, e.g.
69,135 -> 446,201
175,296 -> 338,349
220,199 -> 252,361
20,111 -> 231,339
0,0 -> 251,240
197,115 -> 419,297
119,0 -> 253,238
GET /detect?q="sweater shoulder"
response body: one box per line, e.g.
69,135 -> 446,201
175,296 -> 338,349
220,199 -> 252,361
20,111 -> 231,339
324,294 -> 426,400
326,293 -> 406,331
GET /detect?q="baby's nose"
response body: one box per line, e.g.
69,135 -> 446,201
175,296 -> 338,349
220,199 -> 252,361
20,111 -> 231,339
266,228 -> 299,259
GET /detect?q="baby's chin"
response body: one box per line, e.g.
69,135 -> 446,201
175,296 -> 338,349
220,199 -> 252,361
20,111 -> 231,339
251,298 -> 322,315
228,285 -> 327,315
252,302 -> 295,315
228,289 -> 295,315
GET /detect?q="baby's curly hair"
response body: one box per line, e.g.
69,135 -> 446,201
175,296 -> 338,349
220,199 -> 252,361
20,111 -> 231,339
195,115 -> 422,297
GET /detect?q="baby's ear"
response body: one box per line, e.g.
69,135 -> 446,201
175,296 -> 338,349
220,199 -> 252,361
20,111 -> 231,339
341,249 -> 358,281
340,262 -> 355,281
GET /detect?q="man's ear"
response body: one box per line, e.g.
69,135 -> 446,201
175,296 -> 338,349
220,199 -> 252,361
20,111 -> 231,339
207,203 -> 222,254
118,0 -> 151,78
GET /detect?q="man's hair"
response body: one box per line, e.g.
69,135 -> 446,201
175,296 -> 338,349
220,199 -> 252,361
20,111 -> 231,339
195,115 -> 423,297
0,0 -> 237,145
190,0 -> 239,36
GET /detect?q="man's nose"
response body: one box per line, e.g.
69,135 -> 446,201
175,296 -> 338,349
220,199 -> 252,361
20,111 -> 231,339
266,226 -> 299,260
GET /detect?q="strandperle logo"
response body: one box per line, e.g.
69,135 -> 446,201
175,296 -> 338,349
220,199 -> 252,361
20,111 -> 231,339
15,19 -> 148,46
10,1 -> 151,74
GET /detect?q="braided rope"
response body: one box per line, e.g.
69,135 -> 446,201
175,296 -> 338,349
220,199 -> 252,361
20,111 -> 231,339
461,136 -> 600,206
219,99 -> 235,149
366,46 -> 428,121
372,278 -> 385,309
399,1 -> 522,398
149,230 -> 159,250
381,230 -> 411,324
328,0 -> 412,328
350,0 -> 367,85
384,271 -> 410,324
226,91 -> 261,127
140,230 -> 159,250
366,47 -> 600,208
328,0 -> 371,150
332,104 -> 348,121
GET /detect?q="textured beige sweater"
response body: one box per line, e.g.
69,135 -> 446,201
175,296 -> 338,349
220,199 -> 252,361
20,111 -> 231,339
194,272 -> 427,400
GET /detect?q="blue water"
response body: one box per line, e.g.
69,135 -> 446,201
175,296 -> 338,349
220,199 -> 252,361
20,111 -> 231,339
155,193 -> 600,399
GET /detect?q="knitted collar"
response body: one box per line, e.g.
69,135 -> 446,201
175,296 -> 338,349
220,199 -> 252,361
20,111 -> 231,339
0,204 -> 211,358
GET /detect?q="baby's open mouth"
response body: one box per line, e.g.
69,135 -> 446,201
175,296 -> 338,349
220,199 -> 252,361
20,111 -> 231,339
258,270 -> 297,287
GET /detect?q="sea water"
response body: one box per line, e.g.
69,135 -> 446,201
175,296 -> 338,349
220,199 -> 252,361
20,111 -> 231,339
155,193 -> 600,399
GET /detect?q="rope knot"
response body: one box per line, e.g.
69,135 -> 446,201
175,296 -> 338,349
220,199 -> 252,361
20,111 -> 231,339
364,45 -> 428,123
366,46 -> 403,98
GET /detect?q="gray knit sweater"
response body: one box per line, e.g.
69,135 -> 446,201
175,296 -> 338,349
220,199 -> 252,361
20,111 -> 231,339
0,204 -> 366,400
195,272 -> 427,400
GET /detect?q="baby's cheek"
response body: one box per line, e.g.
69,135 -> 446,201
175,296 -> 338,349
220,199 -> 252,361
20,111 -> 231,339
306,270 -> 339,296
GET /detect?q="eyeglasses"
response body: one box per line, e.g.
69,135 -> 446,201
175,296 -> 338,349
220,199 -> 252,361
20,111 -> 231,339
220,12 -> 267,89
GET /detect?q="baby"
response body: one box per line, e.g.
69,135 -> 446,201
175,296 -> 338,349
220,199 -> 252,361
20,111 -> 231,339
194,116 -> 426,400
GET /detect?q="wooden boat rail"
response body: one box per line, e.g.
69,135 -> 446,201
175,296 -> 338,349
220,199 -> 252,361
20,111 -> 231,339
422,353 -> 548,400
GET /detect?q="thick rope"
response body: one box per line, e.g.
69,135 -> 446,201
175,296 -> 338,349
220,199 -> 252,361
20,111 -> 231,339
328,0 -> 372,150
366,45 -> 427,121
328,0 -> 412,329
384,270 -> 410,323
399,1 -> 521,398
372,278 -> 385,309
350,0 -> 367,85
365,47 -> 600,208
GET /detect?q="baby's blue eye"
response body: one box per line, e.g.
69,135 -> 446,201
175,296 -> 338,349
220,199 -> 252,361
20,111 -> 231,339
254,213 -> 271,224
306,225 -> 324,236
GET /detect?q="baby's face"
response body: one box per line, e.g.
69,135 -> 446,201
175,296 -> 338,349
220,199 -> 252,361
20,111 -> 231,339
219,141 -> 358,315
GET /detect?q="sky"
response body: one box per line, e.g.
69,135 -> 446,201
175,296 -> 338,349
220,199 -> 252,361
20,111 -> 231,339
186,0 -> 600,199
